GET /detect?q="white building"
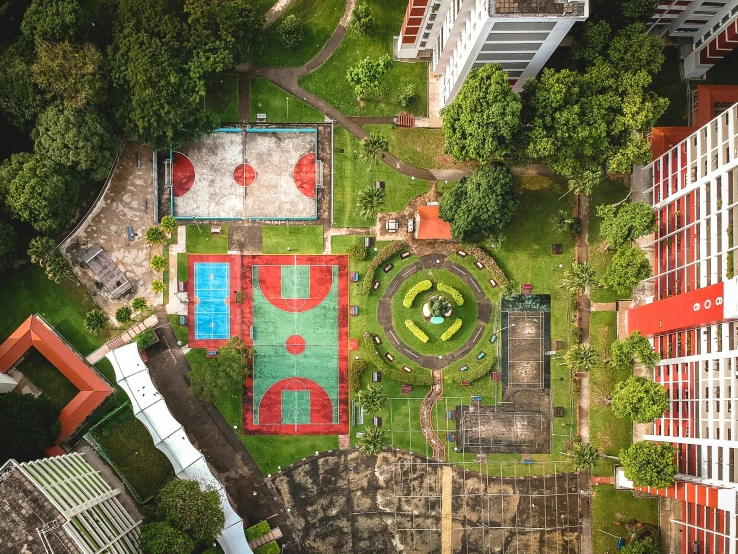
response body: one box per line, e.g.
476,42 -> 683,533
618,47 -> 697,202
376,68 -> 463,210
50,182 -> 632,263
396,0 -> 588,107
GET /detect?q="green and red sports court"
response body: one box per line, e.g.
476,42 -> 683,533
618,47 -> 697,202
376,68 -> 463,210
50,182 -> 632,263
188,254 -> 348,435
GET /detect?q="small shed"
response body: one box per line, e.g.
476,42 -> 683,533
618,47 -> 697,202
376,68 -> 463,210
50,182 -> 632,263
415,206 -> 453,240
83,245 -> 133,299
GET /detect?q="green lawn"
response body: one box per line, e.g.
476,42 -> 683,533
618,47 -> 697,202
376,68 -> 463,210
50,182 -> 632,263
177,253 -> 188,282
249,77 -> 325,123
186,225 -> 229,253
299,0 -> 428,117
169,315 -> 188,347
261,225 -> 324,253
205,74 -> 239,124
88,405 -> 175,502
364,125 -> 477,170
592,485 -> 659,554
0,265 -> 109,355
390,270 -> 478,356
589,310 -> 633,477
589,179 -> 632,303
15,348 -> 79,411
254,0 -> 346,67
333,126 -> 429,227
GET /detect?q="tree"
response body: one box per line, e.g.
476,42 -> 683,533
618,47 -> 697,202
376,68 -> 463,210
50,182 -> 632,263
398,84 -> 417,108
621,539 -> 660,554
620,441 -> 677,489
32,41 -> 104,109
612,376 -> 669,423
349,244 -> 367,261
551,210 -> 581,235
84,310 -> 108,335
0,41 -> 45,131
27,236 -> 71,282
356,385 -> 387,414
567,439 -> 599,470
33,104 -> 119,180
132,297 -> 148,313
611,331 -> 660,371
115,306 -> 133,324
562,262 -> 598,293
608,24 -> 665,75
622,0 -> 661,21
152,280 -> 165,293
161,215 -> 178,236
598,202 -> 656,249
360,133 -> 389,170
150,479 -> 225,546
356,185 -> 385,219
604,245 -> 651,294
278,14 -> 303,49
351,3 -> 373,35
0,221 -> 18,268
358,425 -> 389,455
571,20 -> 611,65
439,165 -> 517,241
151,255 -> 166,272
484,231 -> 507,252
346,54 -> 392,99
189,336 -> 251,403
0,393 -> 61,463
564,344 -> 599,373
501,280 -> 516,299
140,521 -> 194,554
442,64 -> 522,162
0,153 -> 81,234
146,226 -> 166,245
21,0 -> 88,43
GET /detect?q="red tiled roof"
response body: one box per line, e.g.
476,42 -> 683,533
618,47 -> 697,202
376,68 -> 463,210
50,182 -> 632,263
0,315 -> 112,452
416,205 -> 453,240
695,85 -> 738,127
650,127 -> 696,158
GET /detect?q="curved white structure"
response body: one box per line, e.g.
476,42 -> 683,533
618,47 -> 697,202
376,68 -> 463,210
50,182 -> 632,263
106,343 -> 252,554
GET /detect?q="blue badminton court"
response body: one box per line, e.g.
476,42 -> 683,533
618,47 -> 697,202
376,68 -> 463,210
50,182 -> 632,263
193,262 -> 230,340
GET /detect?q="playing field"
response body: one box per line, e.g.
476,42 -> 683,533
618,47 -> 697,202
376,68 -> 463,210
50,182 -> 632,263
193,262 -> 230,341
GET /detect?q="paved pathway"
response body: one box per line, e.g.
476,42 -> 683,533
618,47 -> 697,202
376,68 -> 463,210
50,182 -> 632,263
377,254 -> 492,369
421,370 -> 445,460
263,0 -> 295,28
86,314 -> 159,364
591,302 -> 617,311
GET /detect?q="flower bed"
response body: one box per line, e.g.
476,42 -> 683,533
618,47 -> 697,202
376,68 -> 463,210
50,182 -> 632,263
403,280 -> 432,307
361,242 -> 404,294
437,283 -> 464,305
404,320 -> 429,343
440,318 -> 462,341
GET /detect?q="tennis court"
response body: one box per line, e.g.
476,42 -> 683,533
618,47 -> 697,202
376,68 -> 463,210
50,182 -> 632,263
193,262 -> 231,341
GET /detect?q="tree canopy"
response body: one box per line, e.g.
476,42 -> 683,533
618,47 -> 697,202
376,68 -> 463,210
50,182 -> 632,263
621,539 -> 660,554
604,245 -> 651,294
346,54 -> 392,99
567,439 -> 599,470
611,331 -> 661,371
0,221 -> 18,268
356,385 -> 386,414
0,393 -> 61,463
32,41 -> 105,109
597,201 -> 656,249
612,376 -> 669,423
189,336 -> 250,403
21,0 -> 89,43
620,441 -> 677,489
562,261 -> 599,293
0,42 -> 45,131
140,521 -> 195,554
441,64 -> 522,162
439,165 -> 517,241
358,425 -> 389,455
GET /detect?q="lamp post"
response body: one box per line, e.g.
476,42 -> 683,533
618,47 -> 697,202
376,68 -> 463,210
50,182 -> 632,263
286,97 -> 289,119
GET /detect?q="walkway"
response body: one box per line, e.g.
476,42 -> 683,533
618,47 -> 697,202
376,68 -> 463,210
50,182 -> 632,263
421,370 -> 445,460
263,0 -> 295,28
376,254 -> 492,369
86,314 -> 159,364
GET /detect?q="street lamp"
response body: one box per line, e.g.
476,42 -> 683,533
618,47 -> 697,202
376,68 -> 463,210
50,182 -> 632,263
286,97 -> 289,119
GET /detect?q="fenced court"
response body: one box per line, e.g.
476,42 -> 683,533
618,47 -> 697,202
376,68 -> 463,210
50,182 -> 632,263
242,255 -> 348,435
170,127 -> 320,221
193,262 -> 231,341
501,295 -> 552,389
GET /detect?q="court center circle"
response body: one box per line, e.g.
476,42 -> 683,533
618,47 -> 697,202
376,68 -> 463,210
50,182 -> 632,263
285,334 -> 306,355
234,163 -> 256,186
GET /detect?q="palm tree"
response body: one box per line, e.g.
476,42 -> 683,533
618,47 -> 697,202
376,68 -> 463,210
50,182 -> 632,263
132,296 -> 148,313
501,280 -> 516,299
359,132 -> 389,170
145,226 -> 165,246
84,310 -> 108,335
160,215 -> 178,236
484,232 -> 507,252
27,236 -> 56,265
356,385 -> 387,414
356,185 -> 385,219
150,255 -> 166,272
567,439 -> 599,470
564,343 -> 599,373
562,262 -> 598,293
151,280 -> 165,293
358,425 -> 389,455
115,306 -> 132,324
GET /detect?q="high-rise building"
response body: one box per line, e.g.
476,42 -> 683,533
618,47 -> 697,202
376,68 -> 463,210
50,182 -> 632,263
0,453 -> 142,554
626,86 -> 738,553
647,0 -> 738,78
396,0 -> 589,108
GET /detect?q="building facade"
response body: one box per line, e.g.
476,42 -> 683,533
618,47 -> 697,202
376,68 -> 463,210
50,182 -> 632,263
396,0 -> 588,107
627,96 -> 738,553
647,0 -> 738,78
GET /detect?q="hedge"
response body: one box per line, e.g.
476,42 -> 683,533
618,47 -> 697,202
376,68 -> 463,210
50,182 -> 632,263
246,521 -> 271,542
440,318 -> 462,341
403,280 -> 432,307
361,242 -> 405,294
404,320 -> 429,343
446,356 -> 494,384
362,333 -> 433,385
437,283 -> 464,305
254,542 -> 280,554
461,245 -> 509,286
349,359 -> 366,392
349,243 -> 367,261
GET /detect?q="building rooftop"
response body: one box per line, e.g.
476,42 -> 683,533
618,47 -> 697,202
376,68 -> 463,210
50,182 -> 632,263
492,0 -> 585,16
415,205 -> 453,240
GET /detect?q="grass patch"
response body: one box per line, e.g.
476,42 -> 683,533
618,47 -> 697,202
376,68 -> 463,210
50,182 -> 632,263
205,73 -> 239,123
249,77 -> 325,123
169,315 -> 189,346
16,348 -> 79,411
299,0 -> 428,117
364,125 -> 477,170
261,225 -> 324,253
0,265 -> 108,355
177,253 -> 188,282
254,0 -> 346,67
333,126 -> 428,227
88,405 -> 175,502
186,225 -> 229,253
162,230 -> 178,301
592,485 -> 659,554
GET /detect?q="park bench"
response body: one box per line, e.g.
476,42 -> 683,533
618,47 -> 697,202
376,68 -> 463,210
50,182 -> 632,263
373,416 -> 382,427
402,365 -> 412,373
400,251 -> 411,259
383,263 -> 393,273
446,433 -> 456,442
372,371 -> 382,382
459,365 -> 468,372
350,306 -> 359,316
372,280 -> 381,291
352,272 -> 359,282
210,226 -> 221,234
373,335 -> 382,345
461,381 -> 470,386
401,385 -> 412,395
385,352 -> 395,362
475,260 -> 484,270
489,278 -> 497,287
374,181 -> 385,190
521,283 -> 533,295
491,372 -> 501,382
457,250 -> 467,258
256,113 -> 267,123
364,236 -> 373,248
178,281 -> 185,292
446,410 -> 455,420
477,352 -> 486,360
207,350 -> 218,357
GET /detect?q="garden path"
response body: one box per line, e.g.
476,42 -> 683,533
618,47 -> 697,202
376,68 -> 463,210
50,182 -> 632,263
421,370 -> 445,461
263,0 -> 296,28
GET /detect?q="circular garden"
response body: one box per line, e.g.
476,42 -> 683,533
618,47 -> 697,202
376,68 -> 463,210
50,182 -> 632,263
390,270 -> 478,356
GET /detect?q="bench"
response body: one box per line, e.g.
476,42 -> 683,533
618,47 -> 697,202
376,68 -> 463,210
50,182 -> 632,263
491,372 -> 501,382
477,352 -> 486,360
372,371 -> 382,382
475,261 -> 484,270
472,395 -> 482,402
383,263 -> 393,273
373,416 -> 382,427
374,181 -> 385,190
256,113 -> 267,123
489,278 -> 497,287
352,272 -> 359,282
402,365 -> 412,373
459,365 -> 468,372
521,283 -> 533,295
373,335 -> 382,345
400,251 -> 411,259
446,433 -> 456,442
350,306 -> 359,316
249,326 -> 254,340
364,236 -> 373,248
457,250 -> 467,258
401,385 -> 412,395
446,410 -> 455,420
407,218 -> 414,233
207,350 -> 218,358
179,315 -> 187,325
522,457 -> 533,465
385,353 -> 395,362
210,226 -> 221,234
489,334 -> 497,343
126,225 -> 135,241
372,280 -> 381,291
461,381 -> 470,386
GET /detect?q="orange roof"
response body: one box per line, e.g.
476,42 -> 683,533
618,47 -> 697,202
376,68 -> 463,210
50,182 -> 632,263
0,315 -> 112,451
650,127 -> 696,158
695,85 -> 738,128
416,205 -> 453,240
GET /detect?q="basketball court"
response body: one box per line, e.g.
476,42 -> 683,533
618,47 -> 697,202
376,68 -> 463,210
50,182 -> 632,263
170,127 -> 320,221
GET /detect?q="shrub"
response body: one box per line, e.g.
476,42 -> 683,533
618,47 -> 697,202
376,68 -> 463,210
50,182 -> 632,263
278,15 -> 303,50
362,333 -> 433,385
254,542 -> 281,554
461,245 -> 509,285
398,85 -> 417,107
349,244 -> 367,261
404,320 -> 429,343
440,318 -> 462,341
437,283 -> 464,305
349,359 -> 367,392
447,356 -> 494,384
571,326 -> 583,345
115,306 -> 132,324
351,2 -> 373,35
403,280 -> 432,307
361,242 -> 404,294
135,328 -> 156,350
246,521 -> 271,542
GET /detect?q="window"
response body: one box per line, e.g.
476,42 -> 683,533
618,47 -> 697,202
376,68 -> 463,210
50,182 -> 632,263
694,10 -> 718,15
